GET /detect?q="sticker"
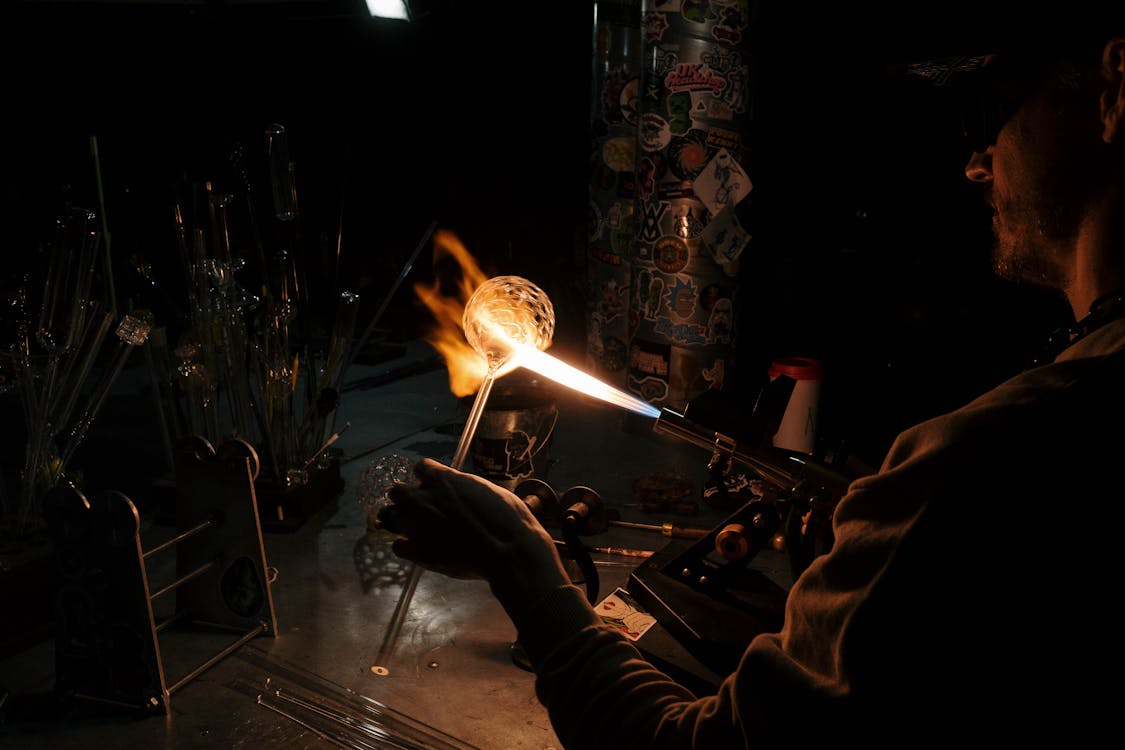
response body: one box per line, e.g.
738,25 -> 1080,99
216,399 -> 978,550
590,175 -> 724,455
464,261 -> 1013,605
602,136 -> 636,172
681,0 -> 718,25
702,356 -> 726,389
470,409 -> 557,487
664,275 -> 698,319
666,129 -> 711,181
636,154 -> 661,200
589,331 -> 628,374
602,335 -> 628,372
640,112 -> 672,152
643,11 -> 670,43
636,199 -> 669,245
590,240 -> 621,266
712,3 -> 750,45
666,91 -> 694,135
597,278 -> 628,322
656,182 -> 696,201
633,268 -> 667,321
706,297 -> 734,344
700,97 -> 735,124
619,78 -> 640,125
587,200 -> 604,242
704,126 -> 741,152
653,235 -> 690,274
701,206 -> 751,267
629,374 -> 670,403
664,62 -> 727,96
670,204 -> 705,239
593,163 -> 618,191
595,587 -> 656,641
654,315 -> 708,346
629,338 -> 670,380
617,170 -> 637,199
610,219 -> 635,257
693,148 -> 752,217
699,282 -> 731,314
700,49 -> 749,103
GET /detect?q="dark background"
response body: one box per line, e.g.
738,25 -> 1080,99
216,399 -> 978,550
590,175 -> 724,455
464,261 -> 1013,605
0,0 -> 1074,474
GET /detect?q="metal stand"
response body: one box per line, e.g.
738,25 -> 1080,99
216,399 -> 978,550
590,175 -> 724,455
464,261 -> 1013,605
44,437 -> 278,714
626,499 -> 788,676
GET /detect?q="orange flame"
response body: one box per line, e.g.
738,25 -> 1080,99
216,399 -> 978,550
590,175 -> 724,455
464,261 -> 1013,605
413,230 -> 491,397
413,229 -> 659,418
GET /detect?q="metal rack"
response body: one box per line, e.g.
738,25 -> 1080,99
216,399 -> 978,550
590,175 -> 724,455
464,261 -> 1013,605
44,436 -> 278,714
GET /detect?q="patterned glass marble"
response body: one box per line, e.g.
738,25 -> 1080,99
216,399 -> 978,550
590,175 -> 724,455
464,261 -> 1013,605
356,452 -> 414,523
462,275 -> 554,370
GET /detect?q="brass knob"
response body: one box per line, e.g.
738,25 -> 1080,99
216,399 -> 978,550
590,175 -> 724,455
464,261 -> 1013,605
715,523 -> 751,561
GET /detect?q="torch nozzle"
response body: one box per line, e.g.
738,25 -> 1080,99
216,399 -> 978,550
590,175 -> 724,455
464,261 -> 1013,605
652,407 -> 852,501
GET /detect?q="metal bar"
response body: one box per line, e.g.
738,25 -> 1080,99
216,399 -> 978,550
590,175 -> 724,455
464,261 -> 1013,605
148,559 -> 215,601
165,621 -> 266,697
342,219 -> 435,379
608,519 -> 710,539
142,518 -> 215,560
153,609 -> 190,635
586,545 -> 655,558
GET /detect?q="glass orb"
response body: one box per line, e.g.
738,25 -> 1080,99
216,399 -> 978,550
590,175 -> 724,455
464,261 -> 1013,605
462,275 -> 554,369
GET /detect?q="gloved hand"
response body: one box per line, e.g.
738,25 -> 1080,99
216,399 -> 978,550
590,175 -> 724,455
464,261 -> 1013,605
380,458 -> 572,616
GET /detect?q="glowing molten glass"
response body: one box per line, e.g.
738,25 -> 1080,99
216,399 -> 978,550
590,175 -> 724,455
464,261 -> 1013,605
413,231 -> 657,418
462,274 -> 555,369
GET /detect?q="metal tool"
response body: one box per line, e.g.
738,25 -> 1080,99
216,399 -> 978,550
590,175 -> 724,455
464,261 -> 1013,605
608,519 -> 711,539
625,384 -> 859,676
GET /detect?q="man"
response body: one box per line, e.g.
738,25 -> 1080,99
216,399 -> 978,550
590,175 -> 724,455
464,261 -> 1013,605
380,17 -> 1125,748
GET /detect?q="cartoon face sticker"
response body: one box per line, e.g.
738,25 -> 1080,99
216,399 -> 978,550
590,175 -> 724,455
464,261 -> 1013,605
667,277 -> 697,319
707,297 -> 733,343
699,282 -> 727,312
640,113 -> 672,152
666,91 -> 693,135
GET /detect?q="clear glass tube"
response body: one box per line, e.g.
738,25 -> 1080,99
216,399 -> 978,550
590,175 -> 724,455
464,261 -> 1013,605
238,644 -> 481,749
450,367 -> 498,472
60,314 -> 153,467
266,124 -> 298,221
372,366 -> 498,674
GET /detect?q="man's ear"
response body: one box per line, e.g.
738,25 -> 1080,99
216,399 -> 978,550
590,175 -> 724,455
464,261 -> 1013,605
1100,38 -> 1125,143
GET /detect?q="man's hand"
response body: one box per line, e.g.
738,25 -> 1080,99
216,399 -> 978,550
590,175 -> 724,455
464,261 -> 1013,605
380,458 -> 572,612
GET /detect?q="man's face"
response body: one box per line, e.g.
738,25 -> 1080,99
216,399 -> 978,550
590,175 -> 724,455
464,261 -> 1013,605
963,55 -> 1104,290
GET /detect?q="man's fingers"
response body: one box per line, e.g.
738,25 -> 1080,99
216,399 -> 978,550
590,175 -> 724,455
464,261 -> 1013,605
391,537 -> 481,581
412,457 -> 450,487
377,487 -> 452,538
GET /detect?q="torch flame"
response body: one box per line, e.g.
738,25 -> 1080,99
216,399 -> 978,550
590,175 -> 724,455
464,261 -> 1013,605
414,230 -> 659,418
513,344 -> 660,418
413,230 -> 492,397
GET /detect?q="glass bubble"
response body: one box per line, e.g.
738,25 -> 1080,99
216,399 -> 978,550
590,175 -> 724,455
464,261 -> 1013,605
356,452 -> 414,521
462,275 -> 554,370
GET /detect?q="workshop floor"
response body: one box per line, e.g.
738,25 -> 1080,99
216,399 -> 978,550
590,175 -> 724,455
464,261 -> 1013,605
0,336 -> 794,749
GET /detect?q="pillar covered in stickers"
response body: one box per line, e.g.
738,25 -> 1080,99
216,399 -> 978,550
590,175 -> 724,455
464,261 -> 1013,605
586,0 -> 643,388
627,0 -> 753,411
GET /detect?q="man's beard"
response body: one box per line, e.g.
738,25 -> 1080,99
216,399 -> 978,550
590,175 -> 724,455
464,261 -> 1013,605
990,232 -> 1060,288
989,197 -> 1075,290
